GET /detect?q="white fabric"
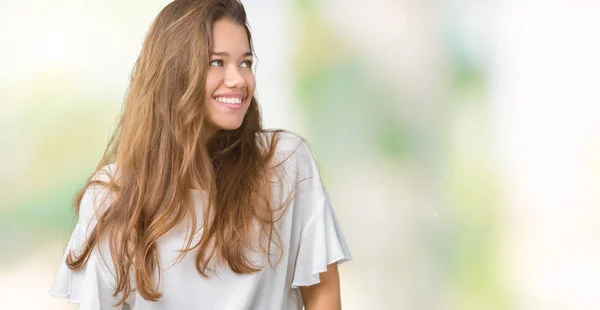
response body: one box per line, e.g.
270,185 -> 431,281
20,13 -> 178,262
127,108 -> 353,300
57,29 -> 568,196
49,132 -> 351,310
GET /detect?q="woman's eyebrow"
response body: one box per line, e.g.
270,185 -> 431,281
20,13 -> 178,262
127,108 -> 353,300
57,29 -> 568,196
211,51 -> 253,57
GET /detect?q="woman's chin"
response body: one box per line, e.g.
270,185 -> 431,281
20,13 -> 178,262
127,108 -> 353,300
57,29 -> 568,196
215,121 -> 244,131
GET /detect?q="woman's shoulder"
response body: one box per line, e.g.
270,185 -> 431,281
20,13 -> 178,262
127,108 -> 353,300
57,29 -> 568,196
78,163 -> 119,218
256,130 -> 322,180
92,163 -> 119,182
85,163 -> 119,201
257,129 -> 311,156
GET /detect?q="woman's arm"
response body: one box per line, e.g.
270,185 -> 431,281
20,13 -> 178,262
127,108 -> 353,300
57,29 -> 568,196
299,263 -> 342,310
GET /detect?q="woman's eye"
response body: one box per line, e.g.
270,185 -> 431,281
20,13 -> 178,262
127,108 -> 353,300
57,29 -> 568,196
240,60 -> 253,68
209,59 -> 223,67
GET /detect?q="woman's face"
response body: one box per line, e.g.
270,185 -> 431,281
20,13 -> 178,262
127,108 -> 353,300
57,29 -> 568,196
204,18 -> 255,135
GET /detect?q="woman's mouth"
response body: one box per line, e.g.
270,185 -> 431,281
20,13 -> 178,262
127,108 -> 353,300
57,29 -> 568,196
214,95 -> 245,110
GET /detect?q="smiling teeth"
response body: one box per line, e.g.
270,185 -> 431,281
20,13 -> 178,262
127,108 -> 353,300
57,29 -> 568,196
215,97 -> 242,105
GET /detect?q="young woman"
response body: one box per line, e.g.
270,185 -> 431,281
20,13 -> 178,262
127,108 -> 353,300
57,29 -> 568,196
49,0 -> 351,309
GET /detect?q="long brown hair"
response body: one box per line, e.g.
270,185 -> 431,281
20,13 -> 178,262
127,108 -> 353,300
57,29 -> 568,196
66,0 -> 293,305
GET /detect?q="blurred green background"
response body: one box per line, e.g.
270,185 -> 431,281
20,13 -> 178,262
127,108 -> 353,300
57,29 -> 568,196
2,1 -> 600,309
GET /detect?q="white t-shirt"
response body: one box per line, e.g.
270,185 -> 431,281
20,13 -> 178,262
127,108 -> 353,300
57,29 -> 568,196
49,131 -> 351,310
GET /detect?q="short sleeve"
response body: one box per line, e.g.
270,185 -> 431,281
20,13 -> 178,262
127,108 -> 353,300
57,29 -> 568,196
49,165 -> 131,309
288,137 -> 352,288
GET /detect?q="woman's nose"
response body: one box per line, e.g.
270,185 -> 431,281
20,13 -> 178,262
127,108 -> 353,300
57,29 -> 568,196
224,66 -> 245,89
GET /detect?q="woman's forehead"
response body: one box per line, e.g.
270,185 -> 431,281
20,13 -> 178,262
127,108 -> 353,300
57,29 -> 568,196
211,19 -> 250,54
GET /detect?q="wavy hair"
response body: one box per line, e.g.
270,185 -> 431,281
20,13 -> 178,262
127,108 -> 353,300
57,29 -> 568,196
65,0 -> 294,305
